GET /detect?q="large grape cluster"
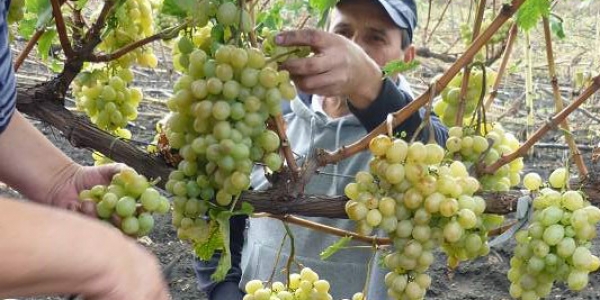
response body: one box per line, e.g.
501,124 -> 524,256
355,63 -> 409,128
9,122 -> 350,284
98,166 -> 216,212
344,135 -> 500,299
433,68 -> 496,127
243,267 -> 364,300
98,0 -> 158,68
445,125 -> 523,191
79,168 -> 170,237
72,68 -> 143,134
163,39 -> 298,243
508,169 -> 600,300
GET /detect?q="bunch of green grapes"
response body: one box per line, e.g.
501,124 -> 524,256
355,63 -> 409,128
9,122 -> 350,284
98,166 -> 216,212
433,68 -> 496,127
244,267 -> 364,300
7,0 -> 24,25
98,0 -> 157,68
507,169 -> 600,300
72,68 -> 143,133
344,135 -> 501,299
445,124 -> 523,191
79,168 -> 171,237
460,18 -> 512,46
163,39 -> 300,242
261,27 -> 311,62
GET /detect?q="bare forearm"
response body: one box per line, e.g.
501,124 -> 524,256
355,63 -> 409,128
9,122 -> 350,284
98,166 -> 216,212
0,111 -> 78,204
0,198 -> 124,297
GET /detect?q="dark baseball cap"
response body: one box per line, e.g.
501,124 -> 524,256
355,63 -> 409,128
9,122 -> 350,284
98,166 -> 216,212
376,0 -> 418,42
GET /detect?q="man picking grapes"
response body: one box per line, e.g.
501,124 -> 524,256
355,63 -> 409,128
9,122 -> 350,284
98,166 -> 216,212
195,0 -> 448,299
0,1 -> 169,299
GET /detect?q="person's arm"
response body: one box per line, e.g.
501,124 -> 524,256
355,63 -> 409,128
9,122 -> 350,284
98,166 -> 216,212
347,77 -> 448,145
0,111 -> 79,204
0,198 -> 169,299
194,215 -> 247,300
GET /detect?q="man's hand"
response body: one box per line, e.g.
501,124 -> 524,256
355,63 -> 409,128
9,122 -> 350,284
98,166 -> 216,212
276,28 -> 383,109
46,163 -> 127,217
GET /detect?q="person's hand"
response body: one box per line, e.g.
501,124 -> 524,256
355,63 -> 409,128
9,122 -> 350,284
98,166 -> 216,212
275,28 -> 383,109
45,163 -> 127,216
84,237 -> 170,300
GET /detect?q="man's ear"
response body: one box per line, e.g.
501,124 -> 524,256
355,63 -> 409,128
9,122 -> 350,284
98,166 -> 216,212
403,44 -> 416,63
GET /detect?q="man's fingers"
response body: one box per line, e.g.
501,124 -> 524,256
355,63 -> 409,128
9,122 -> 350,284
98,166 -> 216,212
292,72 -> 340,95
275,28 -> 328,50
281,54 -> 330,77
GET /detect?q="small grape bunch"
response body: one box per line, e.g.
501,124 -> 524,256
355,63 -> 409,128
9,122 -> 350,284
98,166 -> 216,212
261,28 -> 312,63
79,168 -> 170,237
244,267 -> 357,300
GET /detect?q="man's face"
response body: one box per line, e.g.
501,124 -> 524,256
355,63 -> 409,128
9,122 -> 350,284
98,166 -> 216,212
330,0 -> 414,67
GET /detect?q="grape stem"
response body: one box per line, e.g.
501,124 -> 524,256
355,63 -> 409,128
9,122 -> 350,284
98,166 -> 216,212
265,48 -> 302,64
271,115 -> 300,174
317,0 -> 526,167
543,17 -> 589,179
483,22 -> 518,111
254,213 -> 392,245
14,29 -> 45,72
455,0 -> 486,126
483,74 -> 600,174
88,21 -> 191,63
267,232 -> 288,285
282,222 -> 295,286
50,0 -> 75,58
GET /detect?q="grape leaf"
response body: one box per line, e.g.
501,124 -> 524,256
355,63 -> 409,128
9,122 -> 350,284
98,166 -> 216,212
482,214 -> 505,231
194,220 -> 224,261
320,236 -> 352,260
211,211 -> 233,281
17,18 -> 36,39
309,0 -> 339,28
75,0 -> 89,10
37,29 -> 57,61
516,0 -> 550,31
550,14 -> 566,40
26,0 -> 49,14
382,60 -> 420,77
161,0 -> 195,18
233,201 -> 254,216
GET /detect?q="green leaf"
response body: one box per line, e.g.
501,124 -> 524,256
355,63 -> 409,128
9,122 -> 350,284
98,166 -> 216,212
309,0 -> 338,12
482,214 -> 505,231
211,24 -> 225,45
382,60 -> 420,77
233,202 -> 254,216
320,236 -> 352,260
37,29 -> 57,61
194,221 -> 224,261
17,18 -> 36,39
75,0 -> 89,10
550,15 -> 566,40
35,5 -> 53,30
516,0 -> 550,31
26,0 -> 50,14
49,59 -> 63,72
211,211 -> 233,282
309,0 -> 339,28
161,0 -> 195,18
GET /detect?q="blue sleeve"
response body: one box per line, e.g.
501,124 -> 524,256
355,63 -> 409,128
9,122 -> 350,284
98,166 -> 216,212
194,215 -> 246,300
348,78 -> 448,145
0,1 -> 17,135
